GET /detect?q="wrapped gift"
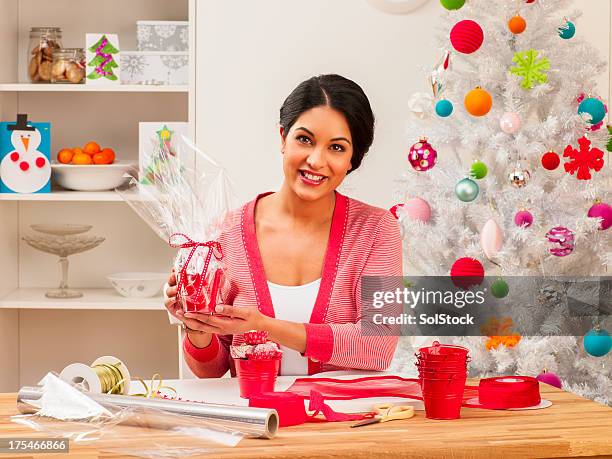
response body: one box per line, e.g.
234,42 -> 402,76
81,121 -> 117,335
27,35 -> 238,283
137,21 -> 189,52
117,135 -> 236,314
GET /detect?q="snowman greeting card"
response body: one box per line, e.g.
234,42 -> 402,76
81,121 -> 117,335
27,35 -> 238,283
0,114 -> 51,194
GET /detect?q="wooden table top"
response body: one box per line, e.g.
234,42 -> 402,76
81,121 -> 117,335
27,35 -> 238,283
1,381 -> 611,459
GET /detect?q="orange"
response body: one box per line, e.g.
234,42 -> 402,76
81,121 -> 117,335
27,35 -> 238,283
73,147 -> 85,156
72,152 -> 93,165
100,148 -> 116,164
57,148 -> 74,164
83,141 -> 101,155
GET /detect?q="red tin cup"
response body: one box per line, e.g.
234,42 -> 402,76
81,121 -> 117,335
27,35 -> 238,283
235,358 -> 281,399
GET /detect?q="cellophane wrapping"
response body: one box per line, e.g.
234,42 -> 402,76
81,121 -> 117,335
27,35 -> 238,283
117,135 -> 237,313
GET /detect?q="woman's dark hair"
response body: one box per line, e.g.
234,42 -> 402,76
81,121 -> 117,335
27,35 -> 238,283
279,74 -> 375,173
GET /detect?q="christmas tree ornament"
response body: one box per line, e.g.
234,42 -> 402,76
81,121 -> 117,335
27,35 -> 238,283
577,94 -> 607,131
499,112 -> 521,134
508,15 -> 527,34
450,20 -> 484,54
480,219 -> 503,260
587,200 -> 612,231
408,138 -> 438,171
490,278 -> 509,298
508,163 -> 531,188
435,99 -> 454,117
450,257 -> 485,289
558,19 -> 576,40
583,328 -> 612,357
86,34 -> 120,82
536,370 -> 562,389
578,97 -> 606,125
440,0 -> 465,10
470,160 -> 488,179
514,209 -> 533,227
430,50 -> 451,99
389,203 -> 404,220
464,87 -> 492,116
509,49 -> 550,89
404,197 -> 432,222
525,0 -> 536,3
563,136 -> 604,180
455,177 -> 479,202
546,226 -> 575,257
541,150 -> 560,170
408,92 -> 434,119
607,125 -> 612,152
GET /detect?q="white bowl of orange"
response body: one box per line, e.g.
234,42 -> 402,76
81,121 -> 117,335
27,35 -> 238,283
52,142 -> 136,191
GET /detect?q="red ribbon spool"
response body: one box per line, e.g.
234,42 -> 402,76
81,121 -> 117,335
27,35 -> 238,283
476,376 -> 541,409
249,392 -> 308,427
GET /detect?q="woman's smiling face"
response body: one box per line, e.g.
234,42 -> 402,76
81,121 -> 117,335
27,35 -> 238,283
281,105 -> 353,201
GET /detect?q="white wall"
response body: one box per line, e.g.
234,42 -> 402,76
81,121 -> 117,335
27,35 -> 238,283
195,0 -> 610,209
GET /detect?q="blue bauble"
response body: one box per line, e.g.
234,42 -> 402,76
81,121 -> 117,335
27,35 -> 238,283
578,97 -> 606,125
558,21 -> 576,39
435,99 -> 454,117
583,328 -> 612,357
455,178 -> 479,202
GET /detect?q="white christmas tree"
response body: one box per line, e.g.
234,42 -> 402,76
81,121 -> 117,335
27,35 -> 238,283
389,0 -> 612,405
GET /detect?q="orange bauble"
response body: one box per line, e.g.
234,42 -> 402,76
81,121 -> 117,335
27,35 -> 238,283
83,141 -> 101,155
464,87 -> 493,116
72,153 -> 93,165
508,15 -> 526,34
57,148 -> 74,164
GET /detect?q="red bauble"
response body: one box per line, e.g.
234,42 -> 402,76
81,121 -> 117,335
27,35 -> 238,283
541,150 -> 560,170
450,257 -> 485,289
450,20 -> 484,54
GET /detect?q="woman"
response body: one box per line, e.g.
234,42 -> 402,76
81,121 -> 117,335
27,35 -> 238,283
165,74 -> 403,377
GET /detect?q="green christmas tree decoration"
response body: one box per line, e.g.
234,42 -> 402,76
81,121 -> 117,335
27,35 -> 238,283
509,49 -> 550,89
87,35 -> 119,81
607,125 -> 612,152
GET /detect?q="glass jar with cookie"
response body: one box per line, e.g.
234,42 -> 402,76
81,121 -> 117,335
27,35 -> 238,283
28,27 -> 62,83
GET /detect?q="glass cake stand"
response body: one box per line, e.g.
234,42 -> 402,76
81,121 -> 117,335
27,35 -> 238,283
23,224 -> 105,299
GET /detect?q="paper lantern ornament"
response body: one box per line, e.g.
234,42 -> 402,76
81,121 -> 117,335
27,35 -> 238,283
546,226 -> 574,257
465,87 -> 492,116
450,20 -> 484,54
450,257 -> 484,289
480,219 -> 503,260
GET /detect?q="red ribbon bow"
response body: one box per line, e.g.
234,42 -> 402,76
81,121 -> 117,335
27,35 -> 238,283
169,233 -> 223,306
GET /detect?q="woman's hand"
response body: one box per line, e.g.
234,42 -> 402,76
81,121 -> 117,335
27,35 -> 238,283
183,305 -> 268,336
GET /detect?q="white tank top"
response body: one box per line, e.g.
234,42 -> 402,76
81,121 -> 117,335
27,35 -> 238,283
267,278 -> 321,375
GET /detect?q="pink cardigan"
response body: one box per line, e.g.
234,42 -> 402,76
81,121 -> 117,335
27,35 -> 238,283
184,191 -> 403,377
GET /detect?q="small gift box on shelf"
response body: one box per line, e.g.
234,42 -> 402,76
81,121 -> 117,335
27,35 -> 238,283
137,20 -> 189,52
0,114 -> 51,194
121,51 -> 188,86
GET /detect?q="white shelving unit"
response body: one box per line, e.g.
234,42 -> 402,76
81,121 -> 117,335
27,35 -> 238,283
0,0 -> 196,391
0,288 -> 165,310
0,83 -> 188,93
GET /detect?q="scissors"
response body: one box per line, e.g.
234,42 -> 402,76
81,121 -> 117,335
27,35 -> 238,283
351,403 -> 415,428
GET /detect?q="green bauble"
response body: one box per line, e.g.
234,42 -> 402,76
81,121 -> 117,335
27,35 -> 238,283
491,278 -> 509,298
470,161 -> 488,179
440,0 -> 465,9
455,177 -> 479,202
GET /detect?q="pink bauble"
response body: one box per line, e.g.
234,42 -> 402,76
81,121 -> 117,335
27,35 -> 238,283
546,226 -> 575,257
480,219 -> 503,259
514,210 -> 533,227
499,112 -> 521,134
389,204 -> 404,219
587,202 -> 612,230
404,197 -> 431,223
536,371 -> 562,389
408,139 -> 438,172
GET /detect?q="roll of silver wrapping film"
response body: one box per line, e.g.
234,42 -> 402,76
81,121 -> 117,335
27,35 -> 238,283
17,385 -> 279,439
